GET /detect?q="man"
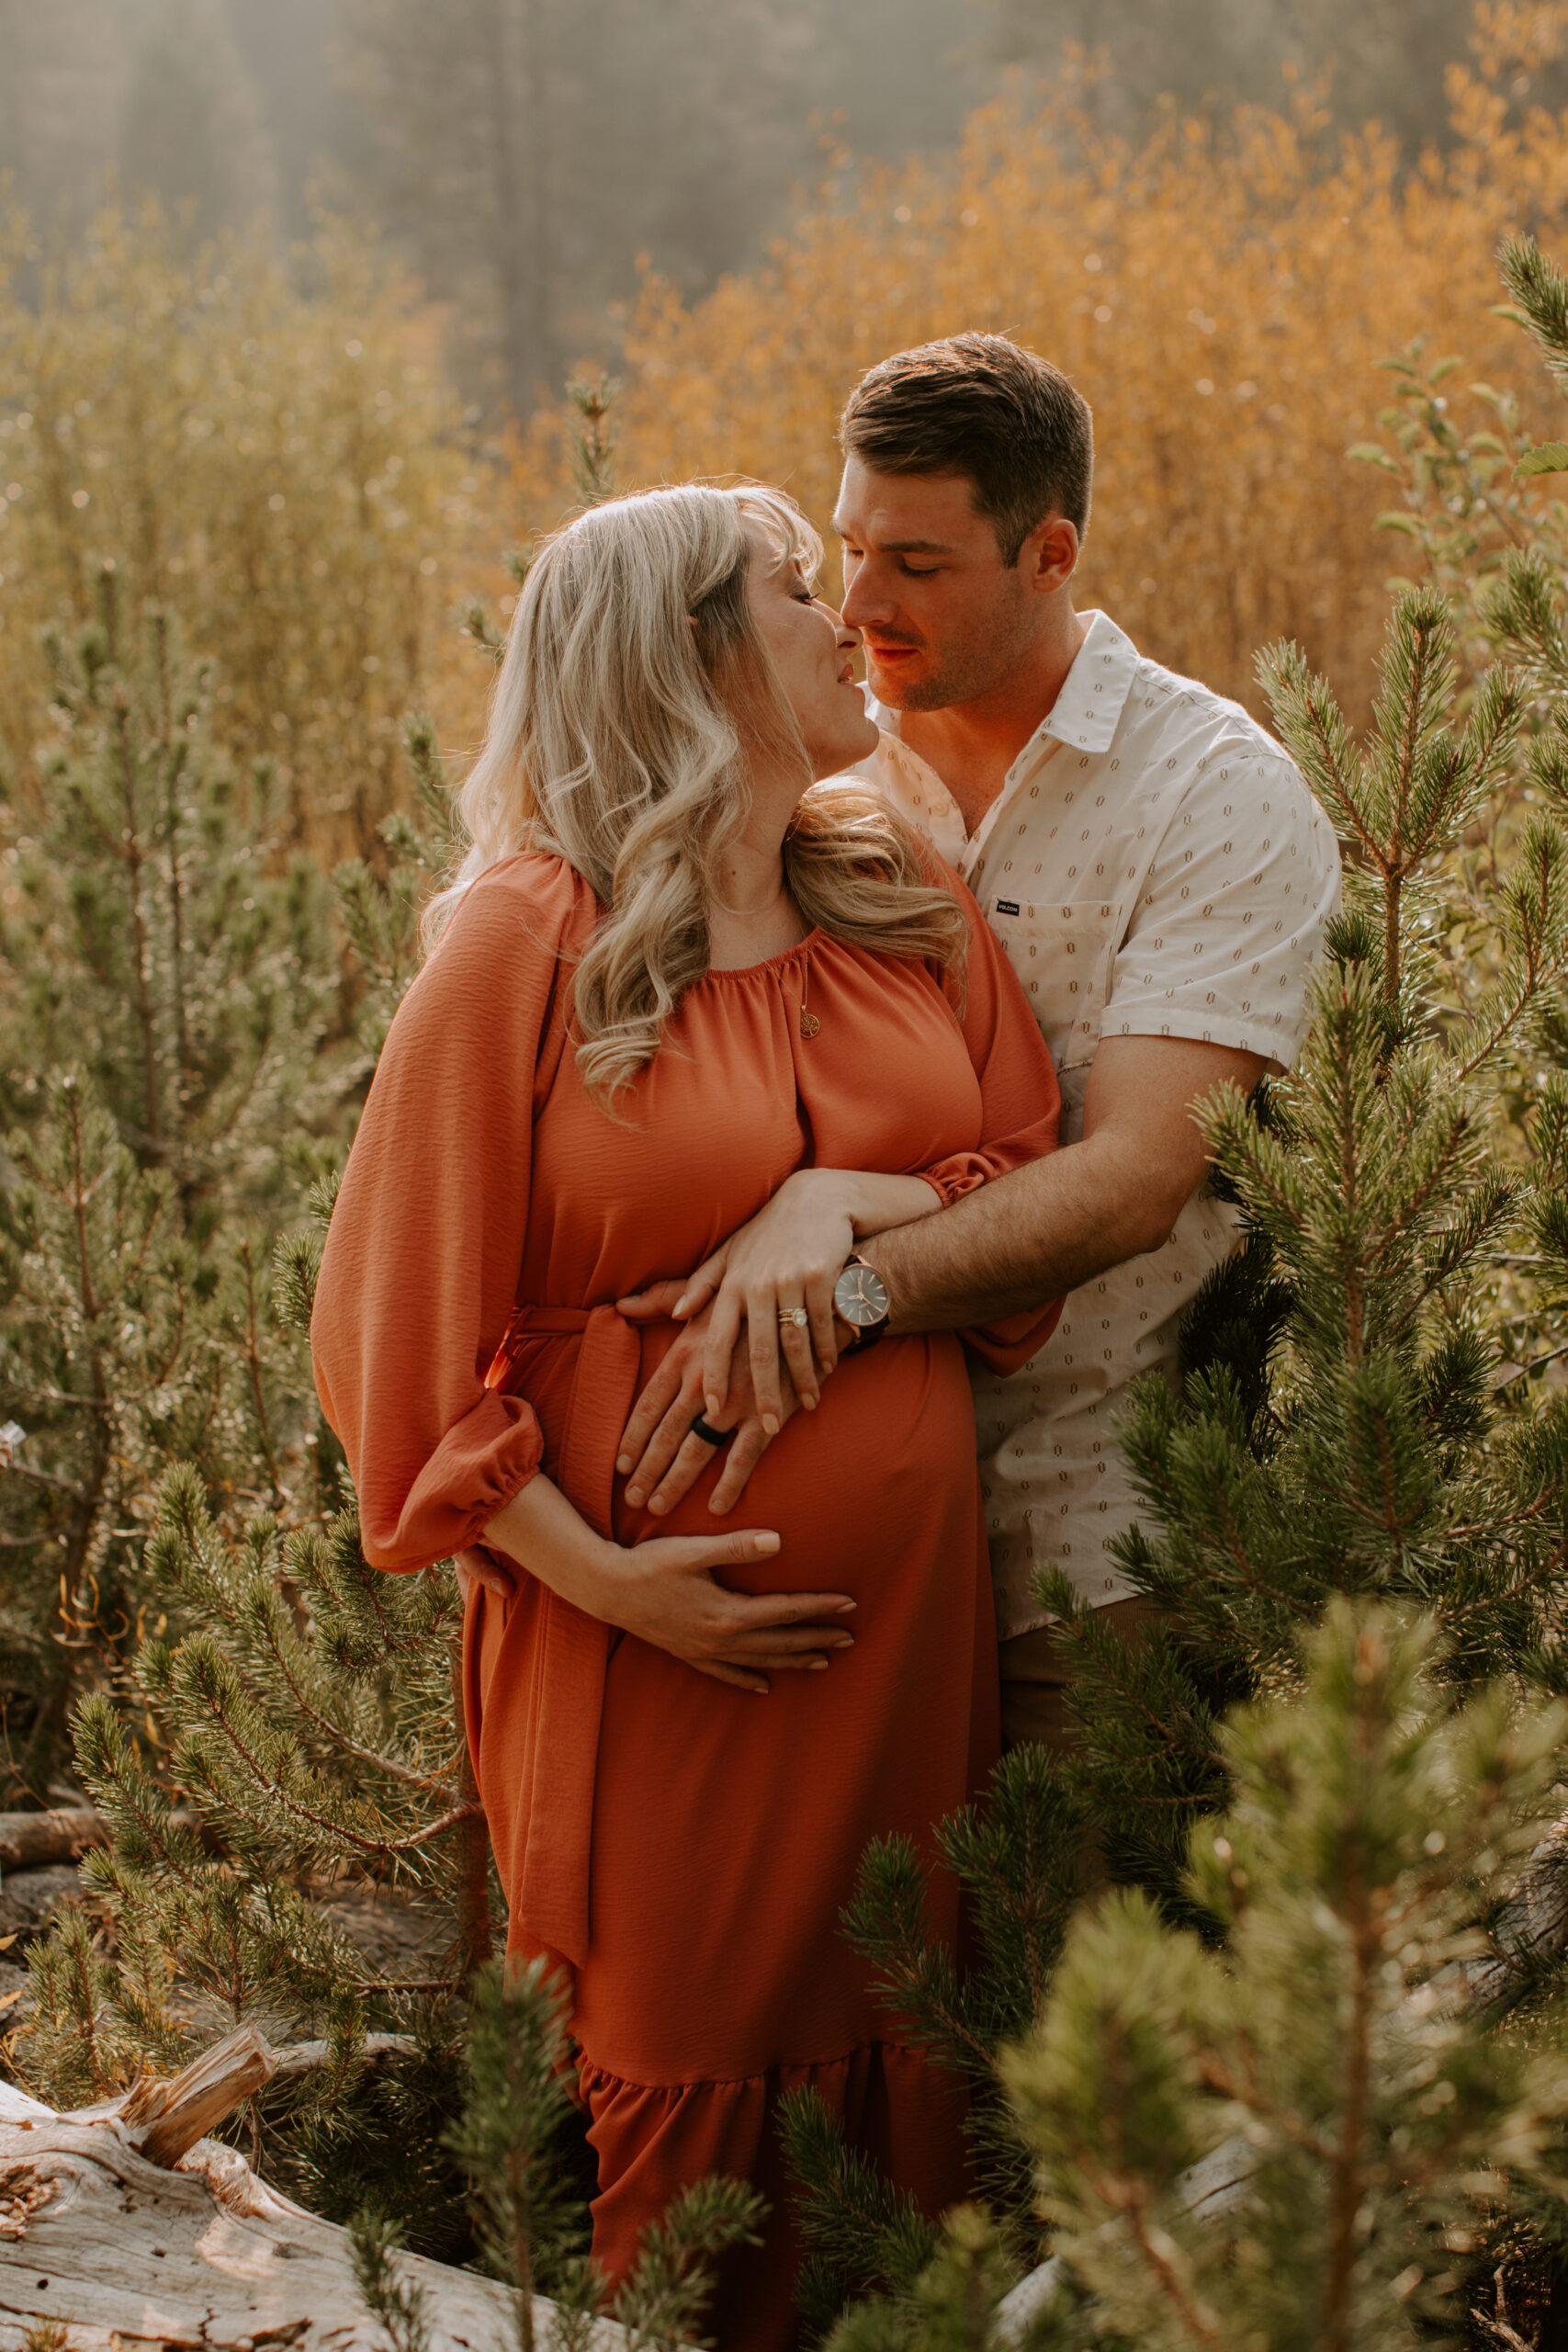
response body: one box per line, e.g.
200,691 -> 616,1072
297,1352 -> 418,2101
622,333 -> 1339,1748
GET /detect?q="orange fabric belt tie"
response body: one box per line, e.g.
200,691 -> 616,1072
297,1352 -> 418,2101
477,1299 -> 647,1969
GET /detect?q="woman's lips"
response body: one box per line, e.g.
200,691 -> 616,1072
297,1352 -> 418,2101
867,643 -> 919,662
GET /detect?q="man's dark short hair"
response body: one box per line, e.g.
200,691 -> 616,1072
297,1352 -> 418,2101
839,333 -> 1093,565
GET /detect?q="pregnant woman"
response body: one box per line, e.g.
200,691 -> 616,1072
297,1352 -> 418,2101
310,483 -> 1062,2349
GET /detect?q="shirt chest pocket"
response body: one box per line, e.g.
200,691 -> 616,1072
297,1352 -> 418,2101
989,895 -> 1117,1072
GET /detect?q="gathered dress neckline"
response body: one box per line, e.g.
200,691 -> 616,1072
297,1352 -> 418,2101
698,925 -> 821,981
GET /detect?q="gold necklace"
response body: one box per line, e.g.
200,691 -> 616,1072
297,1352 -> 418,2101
798,953 -> 819,1040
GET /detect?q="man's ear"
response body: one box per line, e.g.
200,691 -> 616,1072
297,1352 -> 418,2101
1021,514 -> 1080,596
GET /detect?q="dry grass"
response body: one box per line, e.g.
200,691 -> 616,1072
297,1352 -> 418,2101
0,206 -> 504,855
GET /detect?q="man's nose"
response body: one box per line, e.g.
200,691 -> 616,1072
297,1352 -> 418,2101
840,564 -> 888,628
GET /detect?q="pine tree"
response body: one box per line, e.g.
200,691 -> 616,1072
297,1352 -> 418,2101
333,711 -> 467,1067
118,0 -> 276,243
0,567 -> 339,1201
0,573 -> 342,1800
838,1602 -> 1568,2352
17,1262 -> 494,2248
0,1069 -> 203,1801
353,1956 -> 764,2352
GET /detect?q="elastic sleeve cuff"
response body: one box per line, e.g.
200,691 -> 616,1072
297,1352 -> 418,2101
357,1394 -> 546,1573
917,1150 -> 995,1205
963,1296 -> 1064,1377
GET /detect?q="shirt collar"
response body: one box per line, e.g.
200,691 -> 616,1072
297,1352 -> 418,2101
1040,609 -> 1140,755
867,608 -> 1140,767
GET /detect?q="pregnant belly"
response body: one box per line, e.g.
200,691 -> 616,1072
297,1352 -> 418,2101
611,1330 -> 981,1600
583,1328 -> 995,2080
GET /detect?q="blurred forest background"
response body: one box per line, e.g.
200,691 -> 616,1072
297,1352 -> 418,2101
8,0 -> 1538,405
3,0 -> 1568,856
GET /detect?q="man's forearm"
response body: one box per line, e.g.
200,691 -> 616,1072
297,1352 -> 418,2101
865,1131 -> 1189,1333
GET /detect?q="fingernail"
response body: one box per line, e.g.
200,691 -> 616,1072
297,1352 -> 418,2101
808,1658 -> 829,1671
835,1599 -> 857,1611
801,1395 -> 816,1411
674,1295 -> 689,1317
832,1635 -> 854,1649
755,1532 -> 781,1554
649,1497 -> 666,1515
762,1414 -> 780,1436
626,1486 -> 644,1507
705,1395 -> 722,1419
615,1453 -> 632,1474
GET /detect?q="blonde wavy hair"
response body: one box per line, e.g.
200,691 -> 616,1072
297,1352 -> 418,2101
425,481 -> 966,1107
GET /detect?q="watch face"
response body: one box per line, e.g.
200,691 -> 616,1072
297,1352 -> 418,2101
834,1261 -> 889,1329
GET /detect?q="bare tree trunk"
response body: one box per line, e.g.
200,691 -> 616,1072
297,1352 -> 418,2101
451,1636 -> 494,1982
485,0 -> 548,412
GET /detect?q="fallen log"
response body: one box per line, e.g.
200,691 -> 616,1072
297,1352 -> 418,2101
0,2027 -> 627,2351
0,1810 -> 106,1874
265,2031 -> 422,2086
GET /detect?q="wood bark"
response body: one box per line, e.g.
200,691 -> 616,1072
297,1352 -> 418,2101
0,2030 -> 627,2351
0,1810 -> 106,1873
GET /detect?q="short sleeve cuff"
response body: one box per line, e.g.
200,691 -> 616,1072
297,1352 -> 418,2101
1101,1000 -> 1311,1066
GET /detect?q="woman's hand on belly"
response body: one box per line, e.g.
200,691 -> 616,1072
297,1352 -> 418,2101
483,1472 -> 856,1695
605,1527 -> 858,1691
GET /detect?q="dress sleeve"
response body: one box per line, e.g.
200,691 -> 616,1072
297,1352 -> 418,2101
310,856 -> 578,1572
919,865 -> 1066,1375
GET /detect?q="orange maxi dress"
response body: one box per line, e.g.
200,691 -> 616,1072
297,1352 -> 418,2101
311,850 -> 1062,2349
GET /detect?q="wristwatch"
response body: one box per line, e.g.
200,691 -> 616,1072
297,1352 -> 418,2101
833,1253 -> 891,1348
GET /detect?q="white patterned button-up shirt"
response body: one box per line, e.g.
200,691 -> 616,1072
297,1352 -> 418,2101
837,610 -> 1340,1631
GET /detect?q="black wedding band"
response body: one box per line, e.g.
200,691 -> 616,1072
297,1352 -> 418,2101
691,1413 -> 731,1448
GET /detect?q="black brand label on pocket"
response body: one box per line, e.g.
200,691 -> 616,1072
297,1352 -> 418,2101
995,899 -> 1021,916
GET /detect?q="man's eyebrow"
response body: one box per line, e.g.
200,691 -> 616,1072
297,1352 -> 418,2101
831,526 -> 959,553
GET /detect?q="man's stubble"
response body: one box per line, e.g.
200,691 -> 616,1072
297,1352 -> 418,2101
869,571 -> 1039,715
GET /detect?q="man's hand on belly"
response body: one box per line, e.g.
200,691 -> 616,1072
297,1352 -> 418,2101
615,1290 -> 794,1517
615,1168 -> 942,1510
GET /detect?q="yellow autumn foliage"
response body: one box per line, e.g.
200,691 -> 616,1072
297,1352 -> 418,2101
0,206 -> 500,854
527,7 -> 1568,718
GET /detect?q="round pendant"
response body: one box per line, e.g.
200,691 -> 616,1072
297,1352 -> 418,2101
799,1008 -> 820,1040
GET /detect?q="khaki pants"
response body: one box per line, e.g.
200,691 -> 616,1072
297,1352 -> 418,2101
998,1597 -> 1162,1755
